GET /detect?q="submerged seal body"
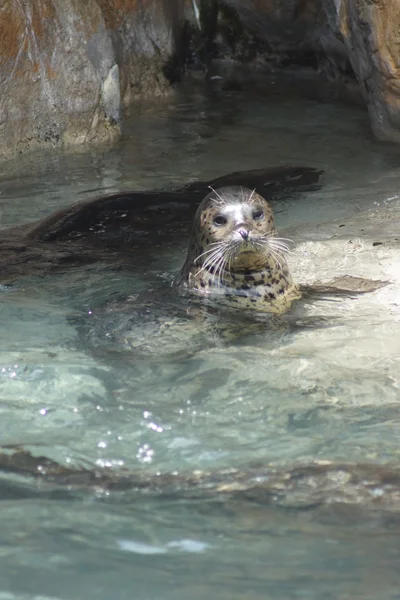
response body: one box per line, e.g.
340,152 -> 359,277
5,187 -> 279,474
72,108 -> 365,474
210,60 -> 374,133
175,186 -> 301,313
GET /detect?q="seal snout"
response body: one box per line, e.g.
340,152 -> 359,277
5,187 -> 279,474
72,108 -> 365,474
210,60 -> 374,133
238,228 -> 249,241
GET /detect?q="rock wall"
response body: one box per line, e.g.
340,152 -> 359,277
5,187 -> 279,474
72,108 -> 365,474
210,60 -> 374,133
190,0 -> 400,143
0,0 -> 183,161
1,0 -> 400,160
97,0 -> 184,105
185,0 -> 351,75
322,0 -> 400,143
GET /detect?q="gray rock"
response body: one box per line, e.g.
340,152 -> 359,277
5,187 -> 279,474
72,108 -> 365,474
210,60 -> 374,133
321,0 -> 400,142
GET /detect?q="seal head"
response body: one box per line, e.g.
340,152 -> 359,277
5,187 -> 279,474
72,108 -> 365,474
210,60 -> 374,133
175,186 -> 301,313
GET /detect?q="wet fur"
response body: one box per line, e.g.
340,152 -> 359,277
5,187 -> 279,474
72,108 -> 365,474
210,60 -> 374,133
175,186 -> 301,313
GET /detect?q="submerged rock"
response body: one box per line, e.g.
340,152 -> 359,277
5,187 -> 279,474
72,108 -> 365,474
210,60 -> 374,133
3,447 -> 400,522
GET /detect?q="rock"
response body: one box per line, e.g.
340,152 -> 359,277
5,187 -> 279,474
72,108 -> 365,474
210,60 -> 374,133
97,0 -> 184,104
216,0 -> 400,142
3,447 -> 400,518
188,0 -> 344,73
0,0 -> 118,160
0,0 -> 183,161
322,0 -> 400,143
2,0 -> 400,157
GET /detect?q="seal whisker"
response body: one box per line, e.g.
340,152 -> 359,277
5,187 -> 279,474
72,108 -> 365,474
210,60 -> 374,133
220,244 -> 232,279
226,244 -> 237,275
214,251 -> 228,285
208,186 -> 226,204
272,236 -> 294,244
201,251 -> 223,273
270,239 -> 291,249
204,243 -> 230,279
268,236 -> 294,254
261,243 -> 283,270
194,249 -> 225,274
196,249 -> 221,270
268,240 -> 293,255
194,247 -> 224,277
247,187 -> 256,203
252,238 -> 268,252
208,254 -> 221,285
268,247 -> 285,271
269,241 -> 290,256
194,242 -> 224,262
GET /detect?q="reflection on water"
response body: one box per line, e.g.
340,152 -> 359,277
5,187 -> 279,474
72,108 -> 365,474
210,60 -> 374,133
1,82 -> 400,598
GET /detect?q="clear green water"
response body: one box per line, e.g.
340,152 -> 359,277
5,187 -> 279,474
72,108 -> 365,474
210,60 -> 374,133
1,84 -> 400,599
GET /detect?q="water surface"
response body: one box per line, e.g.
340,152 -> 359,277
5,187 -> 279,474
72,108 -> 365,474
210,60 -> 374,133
1,83 -> 400,599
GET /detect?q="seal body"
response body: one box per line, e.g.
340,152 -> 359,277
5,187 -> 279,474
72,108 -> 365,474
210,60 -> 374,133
175,186 -> 301,313
79,184 -> 388,359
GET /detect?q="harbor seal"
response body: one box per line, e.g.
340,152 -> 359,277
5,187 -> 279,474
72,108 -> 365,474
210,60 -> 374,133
78,184 -> 388,360
175,185 -> 301,314
174,185 -> 388,314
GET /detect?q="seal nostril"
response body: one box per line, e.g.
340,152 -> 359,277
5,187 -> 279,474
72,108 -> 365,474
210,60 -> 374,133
239,229 -> 249,241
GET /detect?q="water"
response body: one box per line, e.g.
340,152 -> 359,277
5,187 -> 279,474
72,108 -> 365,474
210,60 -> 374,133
1,81 -> 400,598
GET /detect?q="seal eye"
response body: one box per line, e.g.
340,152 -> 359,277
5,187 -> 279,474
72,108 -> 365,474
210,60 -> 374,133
213,214 -> 228,226
252,209 -> 264,221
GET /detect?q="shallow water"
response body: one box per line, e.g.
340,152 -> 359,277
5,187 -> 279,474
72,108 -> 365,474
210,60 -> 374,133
1,81 -> 400,598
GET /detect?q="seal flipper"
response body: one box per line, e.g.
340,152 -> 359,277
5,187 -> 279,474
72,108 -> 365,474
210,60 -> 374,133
299,275 -> 390,299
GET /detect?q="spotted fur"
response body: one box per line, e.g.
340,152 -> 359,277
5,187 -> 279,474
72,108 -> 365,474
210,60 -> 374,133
174,186 -> 301,314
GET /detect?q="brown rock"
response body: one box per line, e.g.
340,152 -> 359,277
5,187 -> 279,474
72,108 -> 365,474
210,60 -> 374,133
0,1 -> 118,160
0,0 -> 183,161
